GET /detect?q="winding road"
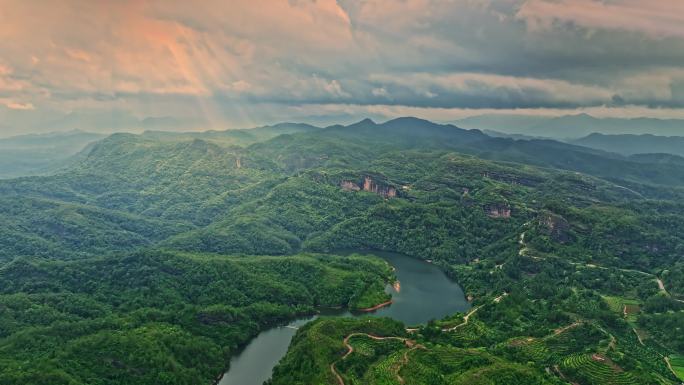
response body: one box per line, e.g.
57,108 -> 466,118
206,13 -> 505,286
338,292 -> 490,385
442,305 -> 482,332
330,333 -> 411,385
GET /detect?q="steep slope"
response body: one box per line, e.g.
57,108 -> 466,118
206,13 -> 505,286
254,118 -> 684,189
0,133 -> 282,224
0,251 -> 391,385
1,118 -> 684,385
2,118 -> 684,262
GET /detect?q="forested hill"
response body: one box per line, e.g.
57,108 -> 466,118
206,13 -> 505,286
2,117 -> 684,262
255,117 -> 684,189
0,117 -> 679,262
1,117 -> 684,384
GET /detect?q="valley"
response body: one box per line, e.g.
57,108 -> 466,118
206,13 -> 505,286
5,2 -> 684,384
219,251 -> 469,385
0,118 -> 683,385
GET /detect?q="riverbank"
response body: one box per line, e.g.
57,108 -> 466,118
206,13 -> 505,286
358,299 -> 393,312
217,251 -> 469,385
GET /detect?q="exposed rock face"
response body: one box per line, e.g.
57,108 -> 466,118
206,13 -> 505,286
340,180 -> 361,191
484,204 -> 511,218
539,212 -> 571,243
340,176 -> 396,198
363,176 -> 397,198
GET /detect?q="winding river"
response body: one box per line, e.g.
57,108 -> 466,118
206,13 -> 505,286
218,251 -> 470,385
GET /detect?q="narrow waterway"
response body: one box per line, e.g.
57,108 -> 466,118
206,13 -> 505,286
218,251 -> 470,385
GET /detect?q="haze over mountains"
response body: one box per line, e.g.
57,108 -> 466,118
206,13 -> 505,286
571,134 -> 684,157
3,1 -> 684,384
5,115 -> 684,181
2,114 -> 684,385
455,113 -> 684,140
4,114 -> 684,263
0,130 -> 105,179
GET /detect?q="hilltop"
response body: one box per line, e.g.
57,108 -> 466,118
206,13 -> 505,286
0,117 -> 682,384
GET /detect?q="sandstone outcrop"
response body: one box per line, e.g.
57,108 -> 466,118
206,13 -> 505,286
340,176 -> 397,198
484,204 -> 511,218
363,176 -> 397,198
340,180 -> 361,191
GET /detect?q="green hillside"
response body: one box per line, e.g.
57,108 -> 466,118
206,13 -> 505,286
1,118 -> 683,384
0,252 -> 391,385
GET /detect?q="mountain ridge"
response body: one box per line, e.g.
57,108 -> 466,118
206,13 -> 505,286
455,113 -> 684,139
572,132 -> 684,157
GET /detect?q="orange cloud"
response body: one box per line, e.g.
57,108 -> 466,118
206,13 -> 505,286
2,0 -> 684,132
0,0 -> 354,104
4,101 -> 35,110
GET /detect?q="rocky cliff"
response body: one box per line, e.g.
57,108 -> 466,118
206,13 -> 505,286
340,180 -> 361,191
363,176 -> 397,198
340,176 -> 397,198
484,204 -> 511,218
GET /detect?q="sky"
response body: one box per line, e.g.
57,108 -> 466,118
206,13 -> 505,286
2,0 -> 684,136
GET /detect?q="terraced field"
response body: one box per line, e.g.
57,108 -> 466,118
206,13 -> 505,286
334,321 -> 680,385
365,351 -> 404,384
409,347 -> 495,375
336,335 -> 408,385
445,319 -> 493,347
603,296 -> 641,322
450,361 -> 553,385
543,324 -> 606,361
335,333 -> 561,385
400,346 -> 553,385
616,331 -> 676,380
506,337 -> 552,363
669,355 -> 684,381
347,336 -> 378,357
560,353 -> 640,385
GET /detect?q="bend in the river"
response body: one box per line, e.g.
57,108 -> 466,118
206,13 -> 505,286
218,251 -> 470,385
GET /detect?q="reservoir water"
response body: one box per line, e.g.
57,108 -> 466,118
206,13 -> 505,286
218,251 -> 470,385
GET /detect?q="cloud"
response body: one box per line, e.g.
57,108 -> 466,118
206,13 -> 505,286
369,72 -> 615,108
3,101 -> 35,110
0,0 -> 354,100
518,0 -> 684,39
372,87 -> 390,98
316,77 -> 351,99
244,102 -> 684,127
1,0 -> 684,134
0,63 -> 28,93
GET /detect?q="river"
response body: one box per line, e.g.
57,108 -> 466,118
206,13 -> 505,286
218,251 -> 470,385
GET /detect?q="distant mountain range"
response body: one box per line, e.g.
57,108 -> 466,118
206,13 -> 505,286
571,133 -> 684,157
0,123 -> 324,179
0,130 -> 105,178
140,122 -> 320,146
5,117 -> 684,188
454,113 -> 684,139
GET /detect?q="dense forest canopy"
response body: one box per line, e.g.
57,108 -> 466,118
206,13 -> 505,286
1,118 -> 683,384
